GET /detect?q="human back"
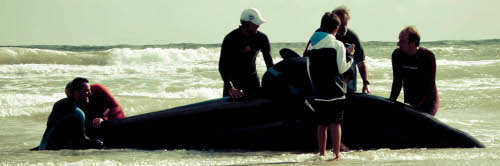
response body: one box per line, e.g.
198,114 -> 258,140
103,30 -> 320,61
39,98 -> 86,150
39,77 -> 103,150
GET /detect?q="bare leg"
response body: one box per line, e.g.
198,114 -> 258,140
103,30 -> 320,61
329,123 -> 342,160
317,125 -> 328,156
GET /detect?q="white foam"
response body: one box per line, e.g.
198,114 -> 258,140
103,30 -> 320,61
119,87 -> 221,100
437,78 -> 500,91
0,47 -> 75,64
0,47 -> 223,66
438,59 -> 500,67
0,62 -> 218,80
439,118 -> 486,126
428,46 -> 474,52
107,47 -> 221,66
353,57 -> 500,70
364,57 -> 392,69
0,93 -> 64,117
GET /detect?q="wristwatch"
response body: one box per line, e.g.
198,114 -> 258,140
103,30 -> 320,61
363,80 -> 370,85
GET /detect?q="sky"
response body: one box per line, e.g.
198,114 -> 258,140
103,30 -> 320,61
1,0 -> 499,45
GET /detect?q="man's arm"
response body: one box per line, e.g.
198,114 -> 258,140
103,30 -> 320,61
389,51 -> 402,101
107,105 -> 125,119
390,77 -> 402,102
218,34 -> 245,98
219,36 -> 234,89
357,61 -> 371,93
261,34 -> 274,69
91,84 -> 125,128
101,85 -> 125,120
335,40 -> 353,74
416,51 -> 437,108
351,30 -> 370,93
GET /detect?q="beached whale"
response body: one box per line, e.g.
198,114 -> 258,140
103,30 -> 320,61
99,93 -> 484,151
98,55 -> 484,151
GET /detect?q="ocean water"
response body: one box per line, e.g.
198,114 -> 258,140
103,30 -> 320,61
1,40 -> 499,165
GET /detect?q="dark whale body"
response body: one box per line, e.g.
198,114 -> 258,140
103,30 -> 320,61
99,55 -> 484,150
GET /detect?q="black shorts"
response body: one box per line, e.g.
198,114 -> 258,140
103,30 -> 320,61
312,99 -> 345,126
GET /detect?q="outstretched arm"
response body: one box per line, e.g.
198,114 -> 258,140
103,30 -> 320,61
416,52 -> 437,108
389,51 -> 402,101
218,36 -> 245,98
357,61 -> 371,93
219,37 -> 234,89
261,35 -> 274,69
351,30 -> 370,93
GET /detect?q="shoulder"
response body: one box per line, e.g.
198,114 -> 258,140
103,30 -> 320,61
256,31 -> 269,41
420,48 -> 435,56
257,30 -> 267,37
91,83 -> 112,96
333,39 -> 344,50
392,48 -> 403,58
54,98 -> 70,106
393,48 -> 402,53
223,28 -> 241,40
52,98 -> 73,114
91,83 -> 108,92
346,29 -> 361,40
418,48 -> 436,61
346,29 -> 358,37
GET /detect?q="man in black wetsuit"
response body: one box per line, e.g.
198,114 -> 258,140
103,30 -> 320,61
332,6 -> 371,94
38,77 -> 103,150
390,26 -> 439,116
219,8 -> 274,98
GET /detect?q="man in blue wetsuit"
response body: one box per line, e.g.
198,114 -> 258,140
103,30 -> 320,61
39,77 -> 103,150
219,8 -> 274,98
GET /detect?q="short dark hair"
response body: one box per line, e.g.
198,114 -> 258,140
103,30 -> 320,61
320,13 -> 340,33
69,77 -> 89,99
332,6 -> 350,20
401,26 -> 421,46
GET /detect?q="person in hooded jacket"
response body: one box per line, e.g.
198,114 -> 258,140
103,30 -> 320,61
304,13 -> 354,159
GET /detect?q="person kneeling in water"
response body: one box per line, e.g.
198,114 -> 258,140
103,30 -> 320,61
38,77 -> 103,150
65,82 -> 126,138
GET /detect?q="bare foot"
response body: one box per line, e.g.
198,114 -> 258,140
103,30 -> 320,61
327,156 -> 340,161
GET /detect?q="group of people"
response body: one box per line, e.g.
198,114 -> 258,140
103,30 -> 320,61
38,77 -> 125,150
219,7 -> 438,159
38,6 -> 439,160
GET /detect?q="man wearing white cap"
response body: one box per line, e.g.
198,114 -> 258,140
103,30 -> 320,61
219,8 -> 274,98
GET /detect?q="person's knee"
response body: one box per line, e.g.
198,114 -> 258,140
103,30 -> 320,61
329,123 -> 341,131
318,125 -> 328,131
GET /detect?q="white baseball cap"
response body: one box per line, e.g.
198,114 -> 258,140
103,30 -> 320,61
240,8 -> 266,25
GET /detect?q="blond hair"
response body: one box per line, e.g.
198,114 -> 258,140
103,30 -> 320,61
332,6 -> 350,20
400,26 -> 421,46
